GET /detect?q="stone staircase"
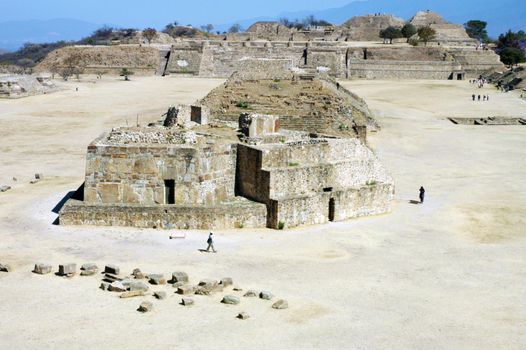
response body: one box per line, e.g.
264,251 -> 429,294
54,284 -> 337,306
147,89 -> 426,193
156,49 -> 171,76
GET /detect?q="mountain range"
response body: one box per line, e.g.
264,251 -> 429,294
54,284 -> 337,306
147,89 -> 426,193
1,0 -> 525,51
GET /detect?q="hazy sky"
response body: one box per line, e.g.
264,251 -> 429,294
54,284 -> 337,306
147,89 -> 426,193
0,0 -> 355,27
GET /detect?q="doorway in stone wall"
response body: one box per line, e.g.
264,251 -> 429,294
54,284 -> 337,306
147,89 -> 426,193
328,198 -> 335,222
164,180 -> 175,204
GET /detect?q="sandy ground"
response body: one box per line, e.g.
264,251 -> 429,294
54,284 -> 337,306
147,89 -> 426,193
0,76 -> 525,349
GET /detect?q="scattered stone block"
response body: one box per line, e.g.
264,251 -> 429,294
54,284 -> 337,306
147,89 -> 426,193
177,285 -> 195,295
172,281 -> 185,288
171,271 -> 189,283
33,263 -> 52,275
0,185 -> 11,192
181,298 -> 194,306
104,265 -> 120,275
198,279 -> 218,288
243,290 -> 258,297
132,268 -> 144,279
129,281 -> 149,292
58,263 -> 76,276
272,299 -> 288,309
100,282 -> 110,291
221,295 -> 240,305
120,290 -> 146,298
148,274 -> 166,285
154,291 -> 167,300
0,264 -> 12,272
195,279 -> 222,295
138,301 -> 153,313
80,263 -> 98,276
121,278 -> 133,288
220,277 -> 233,287
237,312 -> 250,320
259,291 -> 273,300
81,263 -> 98,271
104,273 -> 122,282
109,281 -> 127,292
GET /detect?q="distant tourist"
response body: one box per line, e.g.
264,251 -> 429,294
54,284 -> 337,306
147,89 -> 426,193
486,94 -> 490,101
206,232 -> 217,253
472,94 -> 475,101
478,95 -> 481,101
483,95 -> 486,101
419,186 -> 426,204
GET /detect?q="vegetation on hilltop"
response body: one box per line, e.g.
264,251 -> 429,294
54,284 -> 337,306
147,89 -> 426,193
279,16 -> 332,30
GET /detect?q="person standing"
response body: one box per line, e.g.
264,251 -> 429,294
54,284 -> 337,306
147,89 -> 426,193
419,186 -> 425,204
472,94 -> 475,101
206,232 -> 216,253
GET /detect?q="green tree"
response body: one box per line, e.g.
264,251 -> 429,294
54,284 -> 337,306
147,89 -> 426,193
465,20 -> 489,42
497,30 -> 526,49
465,20 -> 488,41
200,24 -> 214,33
417,26 -> 437,46
500,47 -> 526,67
401,23 -> 417,42
379,26 -> 403,44
120,68 -> 134,81
228,23 -> 242,33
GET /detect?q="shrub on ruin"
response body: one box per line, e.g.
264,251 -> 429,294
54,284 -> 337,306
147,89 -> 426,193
417,26 -> 437,47
120,68 -> 134,81
236,101 -> 250,109
142,28 -> 158,44
277,221 -> 285,230
408,38 -> 419,47
401,24 -> 417,42
379,26 -> 403,44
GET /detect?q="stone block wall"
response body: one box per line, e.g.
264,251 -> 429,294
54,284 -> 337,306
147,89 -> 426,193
237,137 -> 394,228
267,183 -> 394,228
348,60 -> 461,80
84,131 -> 236,206
166,41 -> 503,80
60,199 -> 267,229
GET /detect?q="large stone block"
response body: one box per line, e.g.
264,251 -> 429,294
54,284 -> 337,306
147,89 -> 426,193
98,184 -> 121,203
104,265 -> 120,275
33,263 -> 52,275
58,263 -> 76,276
133,158 -> 158,174
171,271 -> 189,283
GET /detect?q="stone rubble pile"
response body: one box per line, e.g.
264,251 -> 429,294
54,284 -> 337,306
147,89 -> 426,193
107,129 -> 198,145
20,261 -> 289,317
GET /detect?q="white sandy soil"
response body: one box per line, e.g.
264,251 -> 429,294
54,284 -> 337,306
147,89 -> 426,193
0,76 -> 525,349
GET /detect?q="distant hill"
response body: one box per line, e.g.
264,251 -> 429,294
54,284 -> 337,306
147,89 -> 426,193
278,0 -> 525,38
0,18 -> 101,51
0,48 -> 10,54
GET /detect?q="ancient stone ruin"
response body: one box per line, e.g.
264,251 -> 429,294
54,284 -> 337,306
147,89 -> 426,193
0,74 -> 57,98
59,65 -> 394,229
36,11 -> 504,81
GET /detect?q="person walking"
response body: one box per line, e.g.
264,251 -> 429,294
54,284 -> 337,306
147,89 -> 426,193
478,95 -> 481,101
419,186 -> 425,204
206,232 -> 217,253
472,94 -> 475,101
